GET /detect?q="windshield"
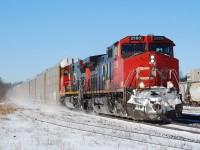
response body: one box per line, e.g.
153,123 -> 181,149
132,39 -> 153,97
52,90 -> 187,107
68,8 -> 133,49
122,44 -> 146,57
149,43 -> 172,56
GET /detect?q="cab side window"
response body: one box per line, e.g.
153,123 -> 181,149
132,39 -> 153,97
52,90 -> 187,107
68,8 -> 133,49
64,70 -> 69,76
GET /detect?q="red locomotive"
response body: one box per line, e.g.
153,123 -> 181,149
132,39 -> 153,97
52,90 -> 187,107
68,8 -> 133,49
15,35 -> 182,121
60,35 -> 182,121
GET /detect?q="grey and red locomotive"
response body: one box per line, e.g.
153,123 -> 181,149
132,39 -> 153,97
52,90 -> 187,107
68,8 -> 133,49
60,35 -> 182,121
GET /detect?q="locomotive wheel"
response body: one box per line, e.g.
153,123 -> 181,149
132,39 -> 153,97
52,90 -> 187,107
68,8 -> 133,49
63,97 -> 76,109
107,99 -> 114,113
73,97 -> 81,109
126,103 -> 135,116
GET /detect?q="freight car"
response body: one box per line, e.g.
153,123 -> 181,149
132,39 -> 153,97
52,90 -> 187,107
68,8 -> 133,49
179,69 -> 200,106
15,35 -> 182,121
15,60 -> 79,104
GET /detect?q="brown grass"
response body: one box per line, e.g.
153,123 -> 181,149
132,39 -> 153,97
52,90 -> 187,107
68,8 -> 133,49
0,101 -> 16,115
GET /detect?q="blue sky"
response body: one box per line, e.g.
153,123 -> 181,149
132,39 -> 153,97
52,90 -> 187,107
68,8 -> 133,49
0,0 -> 200,83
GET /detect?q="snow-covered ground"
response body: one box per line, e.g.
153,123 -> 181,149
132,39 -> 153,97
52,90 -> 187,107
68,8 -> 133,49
0,98 -> 200,150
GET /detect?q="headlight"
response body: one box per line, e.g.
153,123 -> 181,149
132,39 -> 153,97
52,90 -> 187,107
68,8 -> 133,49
150,55 -> 155,59
150,55 -> 155,64
167,81 -> 174,89
132,89 -> 136,95
139,82 -> 145,88
150,59 -> 155,63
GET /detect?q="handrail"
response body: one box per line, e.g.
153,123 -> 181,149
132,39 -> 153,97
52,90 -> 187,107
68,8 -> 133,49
125,67 -> 153,88
124,69 -> 136,87
169,69 -> 179,88
136,67 -> 152,88
155,68 -> 179,88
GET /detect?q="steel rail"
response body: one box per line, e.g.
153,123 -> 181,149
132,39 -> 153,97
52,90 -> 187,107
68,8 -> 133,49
19,110 -> 199,150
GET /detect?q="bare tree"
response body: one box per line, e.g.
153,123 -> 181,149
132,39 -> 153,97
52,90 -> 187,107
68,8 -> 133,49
0,78 -> 12,100
0,77 -> 5,100
179,71 -> 187,82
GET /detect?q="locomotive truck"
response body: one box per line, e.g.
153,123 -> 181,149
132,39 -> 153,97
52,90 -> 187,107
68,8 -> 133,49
15,35 -> 182,121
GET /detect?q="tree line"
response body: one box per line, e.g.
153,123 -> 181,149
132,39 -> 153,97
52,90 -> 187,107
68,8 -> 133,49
0,78 -> 7,100
0,77 -> 22,100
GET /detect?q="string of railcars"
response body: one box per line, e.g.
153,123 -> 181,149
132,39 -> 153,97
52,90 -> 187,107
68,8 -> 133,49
15,35 -> 183,121
179,68 -> 200,106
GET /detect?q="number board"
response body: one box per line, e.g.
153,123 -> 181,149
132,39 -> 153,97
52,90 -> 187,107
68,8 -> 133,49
131,36 -> 142,41
153,36 -> 164,41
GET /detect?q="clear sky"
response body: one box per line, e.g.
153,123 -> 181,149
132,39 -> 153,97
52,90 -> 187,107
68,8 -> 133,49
0,0 -> 200,83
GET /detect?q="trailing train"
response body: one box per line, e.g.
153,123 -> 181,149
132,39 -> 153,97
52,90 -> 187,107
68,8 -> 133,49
15,35 -> 183,121
179,68 -> 200,106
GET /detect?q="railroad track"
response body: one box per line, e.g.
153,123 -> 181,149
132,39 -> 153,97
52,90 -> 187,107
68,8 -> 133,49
18,109 -> 200,150
98,113 -> 200,134
63,105 -> 200,133
13,100 -> 200,131
20,108 -> 200,134
172,113 -> 200,128
97,111 -> 200,132
181,113 -> 200,121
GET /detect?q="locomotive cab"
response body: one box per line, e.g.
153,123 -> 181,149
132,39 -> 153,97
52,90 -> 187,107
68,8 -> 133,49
111,35 -> 178,90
